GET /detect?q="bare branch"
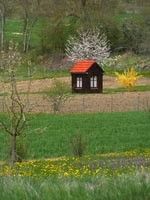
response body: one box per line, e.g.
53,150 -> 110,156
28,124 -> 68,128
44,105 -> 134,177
0,120 -> 12,136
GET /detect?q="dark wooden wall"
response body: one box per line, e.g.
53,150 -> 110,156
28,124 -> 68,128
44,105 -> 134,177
71,63 -> 104,93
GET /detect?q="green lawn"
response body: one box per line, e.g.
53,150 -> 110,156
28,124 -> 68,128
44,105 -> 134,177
0,112 -> 149,160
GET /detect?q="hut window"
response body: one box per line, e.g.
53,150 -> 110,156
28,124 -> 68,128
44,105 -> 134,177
90,76 -> 97,88
76,77 -> 82,88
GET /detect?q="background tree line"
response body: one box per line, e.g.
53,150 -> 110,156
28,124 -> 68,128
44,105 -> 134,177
0,0 -> 149,60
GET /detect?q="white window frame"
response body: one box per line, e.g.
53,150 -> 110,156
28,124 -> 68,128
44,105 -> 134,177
76,77 -> 82,88
90,76 -> 97,88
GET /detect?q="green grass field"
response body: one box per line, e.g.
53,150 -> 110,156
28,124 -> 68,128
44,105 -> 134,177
0,174 -> 150,200
5,19 -> 42,48
0,111 -> 149,160
0,65 -> 70,81
16,67 -> 69,81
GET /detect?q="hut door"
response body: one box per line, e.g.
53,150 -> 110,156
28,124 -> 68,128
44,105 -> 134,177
90,76 -> 97,88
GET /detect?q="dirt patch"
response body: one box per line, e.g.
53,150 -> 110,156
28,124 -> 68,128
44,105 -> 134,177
31,91 -> 150,113
0,91 -> 149,113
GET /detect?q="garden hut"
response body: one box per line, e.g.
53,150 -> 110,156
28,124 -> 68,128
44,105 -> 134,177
70,60 -> 104,93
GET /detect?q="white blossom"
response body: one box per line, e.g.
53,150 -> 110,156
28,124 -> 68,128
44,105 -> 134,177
65,29 -> 110,64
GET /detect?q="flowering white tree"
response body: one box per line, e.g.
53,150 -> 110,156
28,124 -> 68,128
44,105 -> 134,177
65,29 -> 110,64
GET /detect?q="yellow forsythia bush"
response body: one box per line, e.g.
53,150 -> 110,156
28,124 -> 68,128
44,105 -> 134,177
115,68 -> 142,90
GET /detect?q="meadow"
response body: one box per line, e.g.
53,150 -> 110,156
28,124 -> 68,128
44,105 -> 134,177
0,111 -> 149,160
0,173 -> 150,200
1,150 -> 150,176
1,2 -> 150,199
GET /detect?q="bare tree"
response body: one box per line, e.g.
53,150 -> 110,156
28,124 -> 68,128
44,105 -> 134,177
66,28 -> 110,64
0,43 -> 31,165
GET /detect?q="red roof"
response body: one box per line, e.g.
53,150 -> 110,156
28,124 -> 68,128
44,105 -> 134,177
70,60 -> 96,73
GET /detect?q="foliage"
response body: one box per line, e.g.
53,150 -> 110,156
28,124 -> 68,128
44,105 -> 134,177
122,19 -> 143,53
103,52 -> 150,77
39,16 -> 79,54
44,79 -> 71,113
0,111 -> 149,159
115,67 -> 142,90
66,28 -> 110,63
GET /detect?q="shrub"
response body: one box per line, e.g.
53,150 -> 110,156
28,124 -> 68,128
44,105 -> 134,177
44,79 -> 71,113
115,67 -> 142,91
70,133 -> 86,157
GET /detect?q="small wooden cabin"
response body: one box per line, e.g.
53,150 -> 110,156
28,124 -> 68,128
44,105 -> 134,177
70,60 -> 104,93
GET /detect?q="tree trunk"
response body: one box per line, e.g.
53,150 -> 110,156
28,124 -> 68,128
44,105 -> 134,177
23,18 -> 37,52
81,0 -> 87,7
26,19 -> 37,52
0,6 -> 4,51
23,17 -> 28,52
10,134 -> 17,165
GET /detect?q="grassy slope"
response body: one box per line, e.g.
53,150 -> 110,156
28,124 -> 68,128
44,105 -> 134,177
0,112 -> 149,159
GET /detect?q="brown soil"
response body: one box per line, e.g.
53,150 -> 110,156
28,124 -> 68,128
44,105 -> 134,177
0,76 -> 150,94
0,76 -> 150,113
